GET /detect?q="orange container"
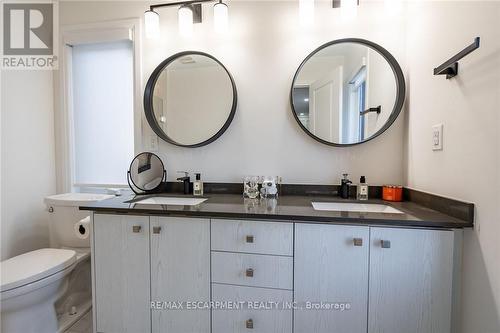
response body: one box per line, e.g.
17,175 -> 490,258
383,185 -> 403,202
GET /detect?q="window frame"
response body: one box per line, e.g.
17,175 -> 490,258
57,19 -> 143,192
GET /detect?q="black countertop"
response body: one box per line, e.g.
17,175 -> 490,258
80,193 -> 473,229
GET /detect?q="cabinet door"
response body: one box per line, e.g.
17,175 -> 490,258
294,223 -> 369,333
150,217 -> 210,333
368,227 -> 454,333
93,214 -> 150,333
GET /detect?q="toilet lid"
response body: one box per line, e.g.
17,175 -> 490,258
1,248 -> 76,292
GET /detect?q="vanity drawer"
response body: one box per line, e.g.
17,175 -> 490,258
211,252 -> 293,290
212,284 -> 292,333
211,219 -> 293,256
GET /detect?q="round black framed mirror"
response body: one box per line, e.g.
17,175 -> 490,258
290,38 -> 405,146
144,51 -> 237,148
127,152 -> 166,194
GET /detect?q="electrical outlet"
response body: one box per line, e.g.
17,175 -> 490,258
432,124 -> 443,151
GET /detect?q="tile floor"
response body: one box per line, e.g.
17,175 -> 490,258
65,311 -> 92,333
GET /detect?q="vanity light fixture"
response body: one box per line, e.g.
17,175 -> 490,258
384,0 -> 402,15
340,0 -> 358,19
144,0 -> 229,39
144,9 -> 160,39
332,0 -> 359,8
178,4 -> 194,36
299,0 -> 314,27
213,0 -> 228,33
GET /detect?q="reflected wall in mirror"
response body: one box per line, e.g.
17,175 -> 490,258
144,51 -> 237,147
291,39 -> 405,146
128,152 -> 166,194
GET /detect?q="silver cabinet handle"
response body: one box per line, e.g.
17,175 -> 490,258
246,235 -> 254,243
153,226 -> 161,234
353,238 -> 363,246
381,240 -> 391,248
245,268 -> 254,277
132,225 -> 141,233
246,318 -> 254,329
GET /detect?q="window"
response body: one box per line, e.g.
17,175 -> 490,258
71,40 -> 134,186
59,20 -> 141,192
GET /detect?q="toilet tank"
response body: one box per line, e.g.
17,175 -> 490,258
44,193 -> 114,248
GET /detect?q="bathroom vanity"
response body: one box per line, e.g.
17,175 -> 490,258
82,193 -> 472,333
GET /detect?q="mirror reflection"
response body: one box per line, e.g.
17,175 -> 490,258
292,41 -> 401,145
150,53 -> 235,146
129,152 -> 165,192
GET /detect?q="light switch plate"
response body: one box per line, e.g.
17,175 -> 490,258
432,124 -> 443,151
149,133 -> 159,151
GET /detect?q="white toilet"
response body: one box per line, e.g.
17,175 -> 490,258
0,193 -> 114,333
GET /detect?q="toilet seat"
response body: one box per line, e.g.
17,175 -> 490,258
1,248 -> 76,294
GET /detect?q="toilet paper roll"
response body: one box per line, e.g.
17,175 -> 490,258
74,216 -> 91,240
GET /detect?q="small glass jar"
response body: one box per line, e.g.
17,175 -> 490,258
243,176 -> 260,199
260,176 -> 279,199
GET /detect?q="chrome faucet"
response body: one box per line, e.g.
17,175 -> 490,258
177,171 -> 191,195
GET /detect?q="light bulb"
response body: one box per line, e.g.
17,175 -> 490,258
213,1 -> 228,33
299,0 -> 314,27
144,10 -> 160,39
385,0 -> 402,15
178,5 -> 193,37
341,0 -> 357,21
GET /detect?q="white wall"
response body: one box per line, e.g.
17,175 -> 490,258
404,2 -> 500,332
59,0 -> 408,186
1,70 -> 56,260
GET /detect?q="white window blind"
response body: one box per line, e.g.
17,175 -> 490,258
71,40 -> 134,186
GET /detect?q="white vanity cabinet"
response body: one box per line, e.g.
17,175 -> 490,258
294,223 -> 460,333
368,227 -> 457,333
150,217 -> 210,333
92,214 -> 461,333
92,214 -> 151,333
92,214 -> 210,333
294,224 -> 370,333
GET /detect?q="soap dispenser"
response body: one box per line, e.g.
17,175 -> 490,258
193,173 -> 204,196
357,176 -> 369,201
340,173 -> 352,199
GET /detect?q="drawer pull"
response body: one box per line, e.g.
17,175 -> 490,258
245,268 -> 254,277
153,226 -> 161,234
381,240 -> 391,248
132,225 -> 141,233
353,238 -> 363,246
246,318 -> 254,329
246,235 -> 254,243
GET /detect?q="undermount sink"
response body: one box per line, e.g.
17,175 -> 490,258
311,202 -> 404,214
134,197 -> 208,206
